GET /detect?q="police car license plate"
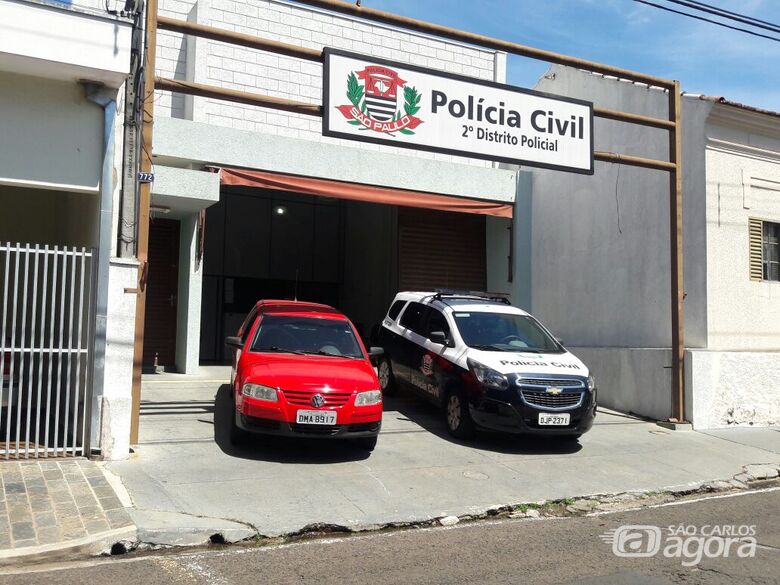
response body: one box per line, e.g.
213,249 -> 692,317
538,413 -> 570,426
296,410 -> 336,425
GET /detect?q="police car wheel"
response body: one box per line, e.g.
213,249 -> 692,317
377,358 -> 397,395
445,389 -> 474,439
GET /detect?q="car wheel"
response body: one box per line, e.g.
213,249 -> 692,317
358,436 -> 378,452
229,411 -> 250,446
445,388 -> 475,440
377,358 -> 397,395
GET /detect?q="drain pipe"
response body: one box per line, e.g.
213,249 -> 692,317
83,82 -> 117,458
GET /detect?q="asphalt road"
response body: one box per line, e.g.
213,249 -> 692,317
3,488 -> 779,585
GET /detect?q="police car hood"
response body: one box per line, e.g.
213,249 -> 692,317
466,349 -> 588,377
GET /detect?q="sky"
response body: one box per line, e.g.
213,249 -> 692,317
368,0 -> 780,112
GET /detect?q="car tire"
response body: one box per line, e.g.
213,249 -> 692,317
444,388 -> 475,440
358,436 -> 378,452
377,357 -> 397,396
229,411 -> 250,446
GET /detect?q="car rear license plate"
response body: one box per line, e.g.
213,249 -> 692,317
538,413 -> 570,426
296,410 -> 337,425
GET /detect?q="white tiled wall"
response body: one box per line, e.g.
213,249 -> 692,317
155,0 -> 500,165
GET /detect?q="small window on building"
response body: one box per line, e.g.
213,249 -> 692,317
764,221 -> 779,282
387,300 -> 406,321
749,218 -> 780,282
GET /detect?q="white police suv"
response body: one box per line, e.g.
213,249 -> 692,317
375,291 -> 596,440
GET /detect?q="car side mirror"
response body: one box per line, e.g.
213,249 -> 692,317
555,338 -> 565,347
429,331 -> 450,346
368,346 -> 384,365
225,336 -> 243,349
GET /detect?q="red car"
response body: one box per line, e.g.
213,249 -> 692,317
226,300 -> 384,451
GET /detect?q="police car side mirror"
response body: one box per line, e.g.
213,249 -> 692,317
429,331 -> 450,346
368,347 -> 384,365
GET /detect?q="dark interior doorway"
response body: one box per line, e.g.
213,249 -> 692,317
143,217 -> 180,370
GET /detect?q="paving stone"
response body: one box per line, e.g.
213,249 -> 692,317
45,479 -> 68,491
87,475 -> 110,487
8,506 -> 31,523
34,512 -> 58,528
84,519 -> 110,534
3,482 -> 25,495
105,508 -> 132,529
12,538 -> 37,548
11,522 -> 35,541
92,485 -> 117,498
52,503 -> 79,517
78,506 -> 103,519
29,497 -> 53,513
50,489 -> 75,503
38,461 -> 60,471
42,469 -> 64,481
36,526 -> 63,545
98,495 -> 124,511
73,493 -> 99,508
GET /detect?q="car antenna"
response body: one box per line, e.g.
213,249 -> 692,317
294,268 -> 299,301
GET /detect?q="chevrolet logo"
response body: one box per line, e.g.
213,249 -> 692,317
545,386 -> 563,395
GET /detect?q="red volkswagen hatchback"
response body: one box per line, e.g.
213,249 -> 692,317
226,300 -> 384,451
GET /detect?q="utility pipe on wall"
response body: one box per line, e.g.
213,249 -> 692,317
83,82 -> 117,456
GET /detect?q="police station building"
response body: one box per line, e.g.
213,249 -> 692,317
122,0 -> 779,451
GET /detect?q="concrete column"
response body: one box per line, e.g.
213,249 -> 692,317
175,213 -> 203,374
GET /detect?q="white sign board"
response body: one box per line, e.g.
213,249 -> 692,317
323,49 -> 594,174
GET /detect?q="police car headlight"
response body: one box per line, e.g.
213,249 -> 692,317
242,383 -> 278,402
467,358 -> 508,390
587,375 -> 596,392
355,390 -> 382,406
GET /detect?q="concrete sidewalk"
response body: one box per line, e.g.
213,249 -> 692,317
109,371 -> 780,546
0,459 -> 136,566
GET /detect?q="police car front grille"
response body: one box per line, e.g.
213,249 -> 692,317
517,378 -> 583,388
282,390 -> 352,407
520,391 -> 583,409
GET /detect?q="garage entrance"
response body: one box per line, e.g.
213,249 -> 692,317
198,186 -> 494,364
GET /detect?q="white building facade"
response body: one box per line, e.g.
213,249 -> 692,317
0,0 -> 136,459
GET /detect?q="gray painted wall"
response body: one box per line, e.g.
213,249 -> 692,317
531,66 -> 712,349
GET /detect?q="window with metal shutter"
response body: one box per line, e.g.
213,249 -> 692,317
398,208 -> 486,292
749,218 -> 763,281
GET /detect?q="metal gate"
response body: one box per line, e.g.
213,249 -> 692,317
1,243 -> 96,459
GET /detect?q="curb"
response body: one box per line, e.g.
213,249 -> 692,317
0,526 -> 137,567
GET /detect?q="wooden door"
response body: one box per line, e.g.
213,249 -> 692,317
143,218 -> 180,368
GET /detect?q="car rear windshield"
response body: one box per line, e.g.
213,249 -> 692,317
251,315 -> 363,358
452,312 -> 562,353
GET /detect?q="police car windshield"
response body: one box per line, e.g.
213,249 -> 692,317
452,312 -> 562,353
251,315 -> 363,358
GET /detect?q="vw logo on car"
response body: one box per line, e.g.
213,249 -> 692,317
311,394 -> 326,408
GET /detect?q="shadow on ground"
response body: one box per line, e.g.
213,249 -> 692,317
382,388 -> 584,456
213,385 -> 372,464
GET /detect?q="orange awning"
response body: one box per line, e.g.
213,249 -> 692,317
211,167 -> 513,218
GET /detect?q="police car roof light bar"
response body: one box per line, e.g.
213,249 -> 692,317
432,289 -> 512,305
